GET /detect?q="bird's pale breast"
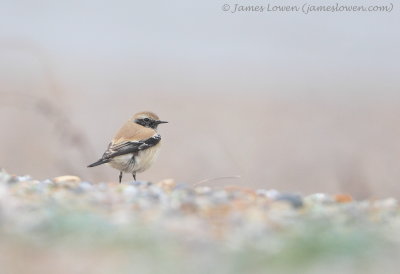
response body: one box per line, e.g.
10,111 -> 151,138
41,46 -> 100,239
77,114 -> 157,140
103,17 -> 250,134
108,143 -> 161,173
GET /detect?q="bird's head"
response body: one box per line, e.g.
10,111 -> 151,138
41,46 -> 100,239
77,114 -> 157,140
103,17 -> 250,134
132,111 -> 168,130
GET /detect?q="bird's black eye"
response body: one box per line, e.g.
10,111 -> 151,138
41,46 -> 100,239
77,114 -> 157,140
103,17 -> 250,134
144,118 -> 150,122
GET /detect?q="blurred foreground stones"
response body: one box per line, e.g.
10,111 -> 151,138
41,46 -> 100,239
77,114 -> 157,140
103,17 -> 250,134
0,169 -> 400,274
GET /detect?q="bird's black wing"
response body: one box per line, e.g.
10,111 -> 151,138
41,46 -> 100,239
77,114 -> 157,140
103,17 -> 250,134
102,134 -> 161,160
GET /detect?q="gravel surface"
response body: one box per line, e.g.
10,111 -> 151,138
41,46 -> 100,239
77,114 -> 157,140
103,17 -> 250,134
0,169 -> 399,274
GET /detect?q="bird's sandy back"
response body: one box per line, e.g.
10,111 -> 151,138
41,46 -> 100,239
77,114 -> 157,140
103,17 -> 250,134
112,120 -> 156,144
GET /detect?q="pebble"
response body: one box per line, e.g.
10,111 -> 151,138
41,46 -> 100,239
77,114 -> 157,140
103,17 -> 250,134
256,189 -> 280,199
304,193 -> 334,204
194,186 -> 212,195
0,168 -> 398,248
373,198 -> 398,209
52,175 -> 81,183
275,193 -> 304,208
334,194 -> 353,203
156,179 -> 176,191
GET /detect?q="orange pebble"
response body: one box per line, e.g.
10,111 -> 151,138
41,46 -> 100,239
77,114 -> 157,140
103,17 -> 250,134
334,194 -> 353,203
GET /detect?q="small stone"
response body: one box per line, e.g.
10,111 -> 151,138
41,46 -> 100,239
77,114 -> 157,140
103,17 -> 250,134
123,185 -> 139,198
212,190 -> 229,203
304,193 -> 334,204
17,175 -> 32,182
269,200 -> 294,211
256,189 -> 280,200
53,175 -> 81,183
194,186 -> 212,195
373,198 -> 398,209
41,179 -> 53,184
334,194 -> 353,203
224,186 -> 257,199
180,202 -> 197,213
79,181 -> 93,191
7,175 -> 19,184
131,181 -> 152,187
156,179 -> 176,191
275,193 -> 303,208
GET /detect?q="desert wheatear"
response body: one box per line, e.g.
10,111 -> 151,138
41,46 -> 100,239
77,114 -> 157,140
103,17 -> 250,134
88,111 -> 167,183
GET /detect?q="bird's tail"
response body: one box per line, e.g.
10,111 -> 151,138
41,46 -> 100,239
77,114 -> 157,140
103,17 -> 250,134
87,158 -> 110,168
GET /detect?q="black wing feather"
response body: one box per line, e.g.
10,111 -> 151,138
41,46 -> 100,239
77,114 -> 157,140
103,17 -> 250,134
102,134 -> 161,159
87,135 -> 161,168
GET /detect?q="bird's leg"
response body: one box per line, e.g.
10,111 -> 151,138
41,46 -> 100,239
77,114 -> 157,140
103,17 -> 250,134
119,171 -> 123,183
132,172 -> 136,181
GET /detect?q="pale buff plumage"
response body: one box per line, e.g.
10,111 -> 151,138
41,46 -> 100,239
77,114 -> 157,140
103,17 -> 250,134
108,143 -> 161,173
112,117 -> 156,144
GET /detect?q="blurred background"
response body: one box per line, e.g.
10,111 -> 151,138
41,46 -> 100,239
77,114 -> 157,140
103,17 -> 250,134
0,0 -> 399,198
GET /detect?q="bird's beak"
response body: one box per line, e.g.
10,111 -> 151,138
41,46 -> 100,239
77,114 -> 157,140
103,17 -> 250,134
157,120 -> 168,124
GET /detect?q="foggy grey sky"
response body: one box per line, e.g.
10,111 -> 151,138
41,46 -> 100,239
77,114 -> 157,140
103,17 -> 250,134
1,1 -> 400,196
0,0 -> 399,98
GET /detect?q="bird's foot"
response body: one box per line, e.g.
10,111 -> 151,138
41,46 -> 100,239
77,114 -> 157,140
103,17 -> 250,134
119,171 -> 123,183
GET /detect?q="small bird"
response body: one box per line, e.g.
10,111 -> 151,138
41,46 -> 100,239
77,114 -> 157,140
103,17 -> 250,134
88,111 -> 168,183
